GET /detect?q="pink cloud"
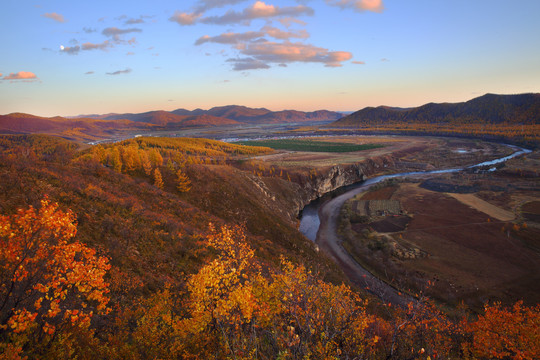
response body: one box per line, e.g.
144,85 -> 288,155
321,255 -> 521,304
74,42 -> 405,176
2,71 -> 37,80
61,45 -> 80,55
195,0 -> 247,12
201,1 -> 314,25
352,60 -> 366,64
262,26 -> 309,40
240,40 -> 352,68
42,12 -> 65,23
169,11 -> 201,25
358,0 -> 385,12
82,41 -> 112,51
326,0 -> 385,13
278,17 -> 307,28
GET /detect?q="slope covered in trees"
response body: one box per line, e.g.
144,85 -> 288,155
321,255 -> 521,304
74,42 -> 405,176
330,93 -> 540,147
0,134 -> 538,359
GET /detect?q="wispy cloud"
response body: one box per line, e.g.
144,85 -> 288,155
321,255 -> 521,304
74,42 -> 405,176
195,31 -> 264,45
240,40 -> 352,68
170,0 -> 364,71
170,1 -> 252,26
106,68 -> 132,75
85,71 -> 94,75
2,71 -> 38,80
61,45 -> 81,55
352,60 -> 365,64
278,17 -> 307,28
326,0 -> 385,13
262,26 -> 309,40
42,12 -> 65,23
125,18 -> 144,25
83,27 -> 97,33
196,26 -> 309,46
169,11 -> 201,25
102,27 -> 142,41
82,41 -> 112,51
226,57 -> 270,71
124,15 -> 153,25
201,1 -> 314,25
194,0 -> 248,13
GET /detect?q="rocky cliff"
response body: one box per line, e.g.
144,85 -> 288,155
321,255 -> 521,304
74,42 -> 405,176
256,155 -> 396,225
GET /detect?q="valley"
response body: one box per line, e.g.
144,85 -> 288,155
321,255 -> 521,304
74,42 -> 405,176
220,133 -> 537,311
1,94 -> 539,358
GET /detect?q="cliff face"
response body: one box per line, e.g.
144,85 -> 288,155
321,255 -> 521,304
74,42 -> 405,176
258,155 -> 395,224
184,155 -> 395,238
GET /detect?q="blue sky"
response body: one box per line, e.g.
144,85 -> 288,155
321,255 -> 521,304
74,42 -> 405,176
1,0 -> 539,116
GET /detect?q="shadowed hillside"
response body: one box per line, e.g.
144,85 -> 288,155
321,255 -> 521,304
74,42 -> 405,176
333,93 -> 540,126
328,93 -> 540,147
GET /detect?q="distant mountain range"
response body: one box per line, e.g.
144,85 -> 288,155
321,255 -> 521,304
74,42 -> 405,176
0,106 -> 343,142
74,105 -> 343,126
2,94 -> 539,143
0,112 -> 156,141
330,93 -> 540,127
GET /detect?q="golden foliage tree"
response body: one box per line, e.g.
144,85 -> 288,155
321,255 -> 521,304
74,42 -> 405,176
463,301 -> 540,360
0,198 -> 110,358
180,224 -> 262,358
176,169 -> 191,193
153,168 -> 164,189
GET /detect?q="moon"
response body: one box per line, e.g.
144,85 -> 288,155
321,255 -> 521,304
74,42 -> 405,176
60,45 -> 65,51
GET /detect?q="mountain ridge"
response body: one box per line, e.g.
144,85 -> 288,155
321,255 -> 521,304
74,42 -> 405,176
331,93 -> 540,126
72,105 -> 343,125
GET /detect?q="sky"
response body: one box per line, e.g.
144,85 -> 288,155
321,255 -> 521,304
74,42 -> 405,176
1,0 -> 539,117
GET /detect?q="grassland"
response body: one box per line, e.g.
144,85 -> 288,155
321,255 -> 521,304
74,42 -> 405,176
235,138 -> 384,153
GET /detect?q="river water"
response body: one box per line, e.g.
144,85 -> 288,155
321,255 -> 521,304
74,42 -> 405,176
299,145 -> 531,242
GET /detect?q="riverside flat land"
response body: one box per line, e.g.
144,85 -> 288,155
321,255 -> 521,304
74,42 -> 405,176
251,135 -> 539,309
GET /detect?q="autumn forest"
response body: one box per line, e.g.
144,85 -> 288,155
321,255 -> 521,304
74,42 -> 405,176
0,127 -> 539,360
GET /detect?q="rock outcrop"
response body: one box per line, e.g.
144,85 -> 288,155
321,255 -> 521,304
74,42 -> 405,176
263,155 -> 395,224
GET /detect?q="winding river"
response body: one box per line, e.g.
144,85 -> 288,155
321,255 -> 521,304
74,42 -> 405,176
299,145 -> 531,303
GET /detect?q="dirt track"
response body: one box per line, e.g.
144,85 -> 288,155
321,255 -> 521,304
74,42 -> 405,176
316,184 -> 409,305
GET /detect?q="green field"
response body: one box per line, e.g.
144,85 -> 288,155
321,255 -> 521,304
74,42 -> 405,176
235,139 -> 384,153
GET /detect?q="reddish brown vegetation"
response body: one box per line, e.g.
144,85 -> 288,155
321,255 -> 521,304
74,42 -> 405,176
0,134 -> 538,359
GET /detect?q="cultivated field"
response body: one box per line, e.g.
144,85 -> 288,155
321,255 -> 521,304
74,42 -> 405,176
254,135 -> 513,170
324,139 -> 540,310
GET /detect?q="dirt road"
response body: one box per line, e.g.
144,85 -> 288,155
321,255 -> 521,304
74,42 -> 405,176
316,184 -> 409,306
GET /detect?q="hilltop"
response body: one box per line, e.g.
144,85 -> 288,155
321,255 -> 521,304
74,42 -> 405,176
332,93 -> 540,126
327,93 -> 540,147
0,112 -> 156,142
75,105 -> 343,126
1,106 -> 343,142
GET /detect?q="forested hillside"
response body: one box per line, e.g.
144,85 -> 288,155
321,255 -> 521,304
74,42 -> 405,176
330,93 -> 540,147
0,135 -> 538,359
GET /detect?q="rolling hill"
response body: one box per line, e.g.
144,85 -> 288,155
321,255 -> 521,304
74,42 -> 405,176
0,112 -> 156,141
78,105 -> 343,125
331,93 -> 540,126
1,105 -> 341,142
